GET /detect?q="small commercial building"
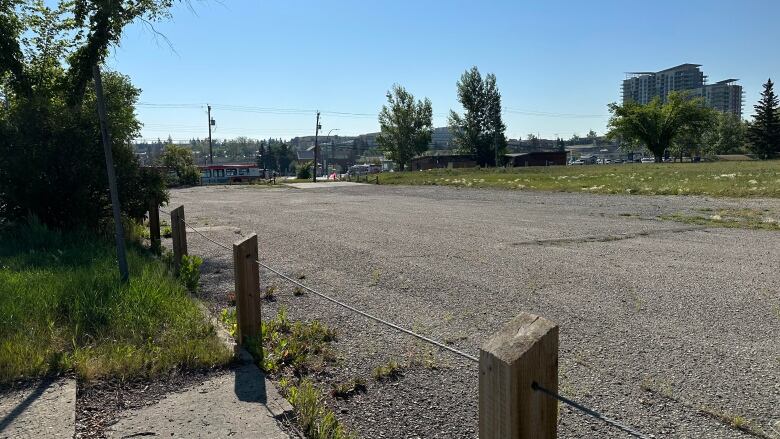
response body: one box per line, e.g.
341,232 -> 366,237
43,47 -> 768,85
505,151 -> 568,167
410,154 -> 477,171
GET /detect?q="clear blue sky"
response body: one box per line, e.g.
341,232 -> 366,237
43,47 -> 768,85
107,0 -> 780,143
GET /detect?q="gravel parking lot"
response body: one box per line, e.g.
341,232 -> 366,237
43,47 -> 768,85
168,183 -> 780,439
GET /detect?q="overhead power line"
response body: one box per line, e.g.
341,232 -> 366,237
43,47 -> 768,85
137,102 -> 610,119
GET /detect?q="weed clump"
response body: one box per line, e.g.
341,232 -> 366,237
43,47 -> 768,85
259,307 -> 337,376
372,360 -> 403,381
286,379 -> 356,439
331,377 -> 367,399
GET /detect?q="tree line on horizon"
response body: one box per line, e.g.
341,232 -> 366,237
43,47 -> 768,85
377,72 -> 779,168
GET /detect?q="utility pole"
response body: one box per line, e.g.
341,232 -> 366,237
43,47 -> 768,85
208,105 -> 214,164
93,64 -> 129,283
312,111 -> 321,182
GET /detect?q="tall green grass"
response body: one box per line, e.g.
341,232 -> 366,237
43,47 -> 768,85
0,219 -> 231,383
378,161 -> 780,198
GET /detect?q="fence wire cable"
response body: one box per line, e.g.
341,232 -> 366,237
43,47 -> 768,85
161,208 -> 656,438
533,382 -> 653,439
160,209 -> 479,363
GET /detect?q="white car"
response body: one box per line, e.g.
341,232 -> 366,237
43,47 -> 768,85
640,157 -> 655,163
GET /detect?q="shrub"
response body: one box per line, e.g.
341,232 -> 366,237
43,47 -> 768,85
178,255 -> 203,293
297,161 -> 313,179
0,71 -> 168,230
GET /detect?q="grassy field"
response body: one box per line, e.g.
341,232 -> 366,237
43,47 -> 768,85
377,160 -> 780,198
0,219 -> 231,384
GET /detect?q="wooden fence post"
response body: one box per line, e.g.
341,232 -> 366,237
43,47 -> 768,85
479,312 -> 558,439
233,233 -> 262,352
148,200 -> 161,254
170,205 -> 187,273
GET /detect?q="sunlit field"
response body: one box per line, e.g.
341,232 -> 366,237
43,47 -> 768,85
378,160 -> 780,198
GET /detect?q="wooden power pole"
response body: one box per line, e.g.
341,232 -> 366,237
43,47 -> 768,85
312,111 -> 321,182
93,64 -> 129,282
208,105 -> 214,165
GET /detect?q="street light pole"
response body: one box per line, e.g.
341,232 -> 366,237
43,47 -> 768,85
326,128 -> 339,178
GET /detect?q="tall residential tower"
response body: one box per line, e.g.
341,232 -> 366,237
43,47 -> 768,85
622,64 -> 743,118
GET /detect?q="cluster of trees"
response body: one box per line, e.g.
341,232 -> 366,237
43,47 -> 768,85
377,66 -> 507,170
160,144 -> 200,186
0,0 -> 171,230
256,139 -> 296,174
608,79 -> 780,161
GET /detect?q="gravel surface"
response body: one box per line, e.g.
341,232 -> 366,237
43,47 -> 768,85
167,184 -> 780,439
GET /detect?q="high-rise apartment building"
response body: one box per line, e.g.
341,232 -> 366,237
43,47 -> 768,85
622,64 -> 743,118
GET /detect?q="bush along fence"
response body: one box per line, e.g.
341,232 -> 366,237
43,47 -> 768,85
153,204 -> 652,439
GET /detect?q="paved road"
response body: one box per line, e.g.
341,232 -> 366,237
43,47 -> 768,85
169,184 -> 780,439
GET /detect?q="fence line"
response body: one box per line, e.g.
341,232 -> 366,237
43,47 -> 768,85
160,208 -> 478,363
158,206 -> 653,438
532,383 -> 652,439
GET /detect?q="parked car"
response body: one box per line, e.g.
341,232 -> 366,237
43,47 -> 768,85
640,157 -> 655,163
570,159 -> 585,165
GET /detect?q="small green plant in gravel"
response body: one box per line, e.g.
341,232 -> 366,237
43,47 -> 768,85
178,255 -> 203,293
264,284 -> 278,301
162,225 -> 172,238
409,350 -> 437,370
293,286 -> 305,296
331,377 -> 367,399
260,307 -> 337,376
372,360 -> 403,381
369,269 -> 381,286
287,378 -> 356,439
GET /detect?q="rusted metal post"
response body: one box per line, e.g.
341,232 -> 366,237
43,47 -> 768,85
233,234 -> 262,352
479,312 -> 559,439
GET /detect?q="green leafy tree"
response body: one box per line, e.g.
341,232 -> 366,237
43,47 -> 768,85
449,67 -> 507,166
747,79 -> 780,159
607,92 -> 715,162
0,0 -> 173,229
161,144 -> 200,186
376,84 -> 433,171
702,112 -> 747,155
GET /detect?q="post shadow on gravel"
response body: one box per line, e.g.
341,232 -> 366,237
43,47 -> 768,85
0,377 -> 55,433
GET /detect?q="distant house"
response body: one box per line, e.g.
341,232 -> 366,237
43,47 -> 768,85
505,151 -> 568,167
410,153 -> 476,171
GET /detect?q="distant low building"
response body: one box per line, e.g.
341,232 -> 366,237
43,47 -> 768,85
505,151 -> 568,167
410,153 -> 477,171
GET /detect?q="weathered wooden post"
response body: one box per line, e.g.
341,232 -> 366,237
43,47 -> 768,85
479,312 -> 559,439
170,205 -> 187,273
233,234 -> 262,353
148,200 -> 161,254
